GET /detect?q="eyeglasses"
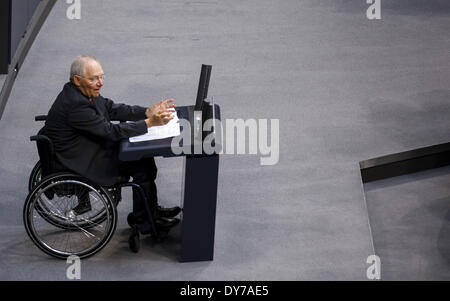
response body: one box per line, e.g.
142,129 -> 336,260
76,74 -> 105,83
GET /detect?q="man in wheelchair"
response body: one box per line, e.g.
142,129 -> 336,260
43,55 -> 181,230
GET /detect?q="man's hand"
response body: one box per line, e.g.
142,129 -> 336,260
145,99 -> 176,128
146,99 -> 176,119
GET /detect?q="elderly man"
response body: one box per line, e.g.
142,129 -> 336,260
44,55 -> 181,229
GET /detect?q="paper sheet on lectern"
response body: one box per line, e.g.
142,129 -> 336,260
129,112 -> 180,142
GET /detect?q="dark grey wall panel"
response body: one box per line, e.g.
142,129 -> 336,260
28,0 -> 41,18
0,0 -> 11,74
10,0 -> 27,63
10,0 -> 41,61
0,0 -> 57,119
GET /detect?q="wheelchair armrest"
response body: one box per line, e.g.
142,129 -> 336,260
30,135 -> 51,142
35,115 -> 47,121
30,135 -> 55,154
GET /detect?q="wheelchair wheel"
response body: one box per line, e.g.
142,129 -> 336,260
23,173 -> 117,259
28,161 -> 42,192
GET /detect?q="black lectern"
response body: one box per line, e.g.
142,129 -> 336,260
119,65 -> 221,262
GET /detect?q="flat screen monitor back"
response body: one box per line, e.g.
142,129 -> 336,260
195,64 -> 212,111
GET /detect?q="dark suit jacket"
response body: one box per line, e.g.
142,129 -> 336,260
45,82 -> 148,186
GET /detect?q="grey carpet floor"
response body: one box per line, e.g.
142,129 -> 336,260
0,0 -> 449,280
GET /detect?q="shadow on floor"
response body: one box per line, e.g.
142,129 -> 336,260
363,167 -> 450,280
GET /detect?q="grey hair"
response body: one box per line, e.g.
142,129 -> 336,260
69,55 -> 99,82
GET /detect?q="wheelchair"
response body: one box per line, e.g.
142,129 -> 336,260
24,115 -> 171,259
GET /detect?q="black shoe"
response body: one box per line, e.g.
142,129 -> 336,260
72,201 -> 92,215
156,205 -> 182,218
156,217 -> 180,231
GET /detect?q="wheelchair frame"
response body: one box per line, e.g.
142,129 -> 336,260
24,115 -> 166,259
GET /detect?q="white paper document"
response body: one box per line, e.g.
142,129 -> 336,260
129,112 -> 180,143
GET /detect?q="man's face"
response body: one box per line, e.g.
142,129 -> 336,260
74,60 -> 104,98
